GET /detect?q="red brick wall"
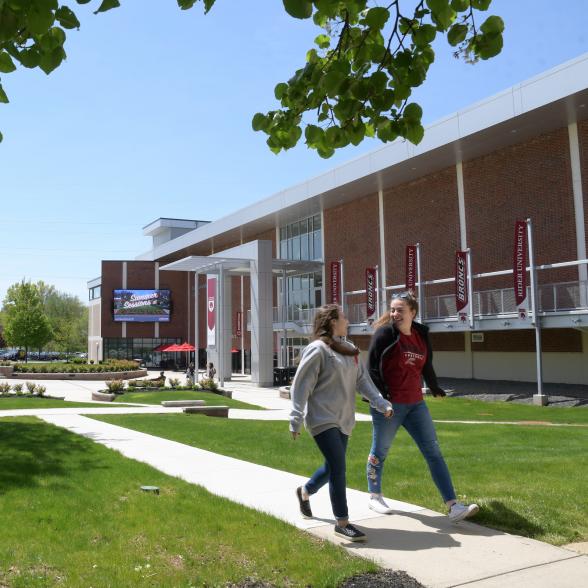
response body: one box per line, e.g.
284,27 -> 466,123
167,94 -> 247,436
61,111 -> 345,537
464,129 -> 576,291
101,260 -> 189,341
578,119 -> 588,259
324,192 -> 380,311
382,167 -> 460,298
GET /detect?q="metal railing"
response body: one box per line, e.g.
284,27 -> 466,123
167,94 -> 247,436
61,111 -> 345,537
245,279 -> 588,330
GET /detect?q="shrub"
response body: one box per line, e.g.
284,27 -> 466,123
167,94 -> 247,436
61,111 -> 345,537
25,382 -> 37,395
105,379 -> 125,393
200,378 -> 218,391
36,385 -> 47,397
0,382 -> 11,395
169,378 -> 181,389
12,383 -> 23,395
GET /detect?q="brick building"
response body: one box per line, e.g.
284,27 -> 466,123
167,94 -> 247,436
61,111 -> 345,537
88,54 -> 588,391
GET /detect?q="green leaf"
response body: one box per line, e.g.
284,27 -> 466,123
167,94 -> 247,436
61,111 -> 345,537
450,0 -> 469,11
38,46 -> 65,74
427,0 -> 456,30
94,0 -> 120,14
475,32 -> 503,59
412,24 -> 437,47
252,113 -> 269,132
55,6 -> 80,29
0,83 -> 8,103
304,124 -> 323,144
282,0 -> 312,20
17,48 -> 41,68
323,69 -> 346,97
364,7 -> 389,30
0,51 -> 16,73
404,102 -> 423,121
274,82 -> 288,100
404,120 -> 424,144
76,1 -> 92,4
447,23 -> 468,46
314,33 -> 330,49
471,0 -> 491,9
0,130 -> 3,142
480,15 -> 504,35
0,6 -> 20,42
27,2 -> 56,35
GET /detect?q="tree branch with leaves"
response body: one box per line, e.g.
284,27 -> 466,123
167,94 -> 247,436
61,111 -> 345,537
0,0 -> 503,156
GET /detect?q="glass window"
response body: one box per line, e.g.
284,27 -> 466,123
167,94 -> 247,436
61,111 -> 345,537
300,233 -> 308,260
280,241 -> 287,259
292,221 -> 300,238
313,214 -> 321,229
313,231 -> 322,259
292,236 -> 300,260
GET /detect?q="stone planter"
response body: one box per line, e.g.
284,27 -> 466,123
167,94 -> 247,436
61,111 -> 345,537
91,391 -> 116,402
12,369 -> 148,381
0,366 -> 14,377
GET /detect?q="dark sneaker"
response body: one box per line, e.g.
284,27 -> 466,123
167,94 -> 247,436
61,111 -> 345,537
334,523 -> 367,542
296,486 -> 312,519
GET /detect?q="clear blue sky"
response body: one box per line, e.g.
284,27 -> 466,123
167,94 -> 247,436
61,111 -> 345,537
1,0 -> 586,305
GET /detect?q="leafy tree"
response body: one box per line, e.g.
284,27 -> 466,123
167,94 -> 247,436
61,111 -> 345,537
0,0 -> 502,156
2,280 -> 53,361
43,287 -> 88,353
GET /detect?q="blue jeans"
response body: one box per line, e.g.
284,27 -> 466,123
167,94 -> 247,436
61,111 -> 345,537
367,401 -> 456,503
305,427 -> 349,520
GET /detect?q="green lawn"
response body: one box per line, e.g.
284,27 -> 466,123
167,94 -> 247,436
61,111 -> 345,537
114,389 -> 263,410
93,413 -> 588,546
0,397 -> 113,410
355,395 -> 588,425
0,417 -> 376,588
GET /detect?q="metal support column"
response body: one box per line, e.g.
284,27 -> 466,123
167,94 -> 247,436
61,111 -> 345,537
528,218 -> 547,405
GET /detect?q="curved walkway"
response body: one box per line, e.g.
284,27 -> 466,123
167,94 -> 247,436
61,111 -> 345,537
1,376 -> 586,587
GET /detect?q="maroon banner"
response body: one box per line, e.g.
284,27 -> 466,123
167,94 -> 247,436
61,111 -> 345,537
206,276 -> 216,347
455,251 -> 468,312
330,261 -> 341,304
513,220 -> 527,306
405,245 -> 417,291
365,268 -> 377,317
236,311 -> 242,337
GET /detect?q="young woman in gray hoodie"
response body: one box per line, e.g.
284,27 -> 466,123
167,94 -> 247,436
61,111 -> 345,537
289,304 -> 393,542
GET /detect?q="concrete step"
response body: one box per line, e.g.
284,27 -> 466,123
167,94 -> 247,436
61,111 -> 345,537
183,405 -> 229,417
161,400 -> 206,407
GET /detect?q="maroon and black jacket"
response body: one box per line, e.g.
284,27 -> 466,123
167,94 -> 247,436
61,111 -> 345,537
367,320 -> 446,401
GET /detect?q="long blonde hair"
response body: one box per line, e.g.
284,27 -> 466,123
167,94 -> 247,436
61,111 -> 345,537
312,304 -> 359,356
372,291 -> 419,330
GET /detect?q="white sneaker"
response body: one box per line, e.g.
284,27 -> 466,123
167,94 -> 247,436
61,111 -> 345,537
368,495 -> 394,515
448,502 -> 479,522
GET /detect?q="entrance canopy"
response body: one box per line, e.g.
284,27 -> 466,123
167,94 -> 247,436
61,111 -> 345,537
159,255 -> 323,277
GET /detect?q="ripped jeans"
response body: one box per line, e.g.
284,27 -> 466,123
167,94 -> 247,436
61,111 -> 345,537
366,401 -> 456,502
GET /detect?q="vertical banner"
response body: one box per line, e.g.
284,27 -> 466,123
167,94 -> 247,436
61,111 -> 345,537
330,261 -> 341,304
513,220 -> 528,319
455,251 -> 469,323
405,245 -> 417,292
206,275 -> 217,347
365,267 -> 377,320
236,311 -> 242,337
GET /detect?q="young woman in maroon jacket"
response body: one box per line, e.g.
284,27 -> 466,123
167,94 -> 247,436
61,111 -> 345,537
365,291 -> 479,522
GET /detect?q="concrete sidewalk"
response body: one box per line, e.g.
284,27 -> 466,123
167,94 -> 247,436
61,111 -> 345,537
2,375 -> 587,586
38,410 -> 586,588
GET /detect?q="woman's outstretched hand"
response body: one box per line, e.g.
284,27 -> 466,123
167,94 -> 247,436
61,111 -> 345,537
384,409 -> 394,418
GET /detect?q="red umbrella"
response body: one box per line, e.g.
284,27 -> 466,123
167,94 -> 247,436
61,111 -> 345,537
162,344 -> 182,352
176,342 -> 196,351
153,343 -> 171,352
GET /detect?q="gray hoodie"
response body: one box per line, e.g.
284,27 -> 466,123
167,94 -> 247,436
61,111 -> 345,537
289,339 -> 392,437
